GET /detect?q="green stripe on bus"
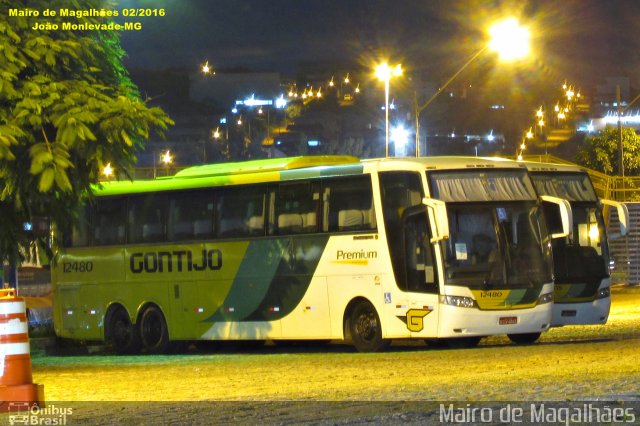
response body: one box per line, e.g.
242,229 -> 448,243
206,235 -> 329,322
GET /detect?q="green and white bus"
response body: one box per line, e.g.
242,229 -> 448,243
52,155 -> 570,353
523,161 -> 629,326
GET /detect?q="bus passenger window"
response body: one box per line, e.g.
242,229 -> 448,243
272,182 -> 319,235
66,205 -> 91,247
168,191 -> 215,241
323,176 -> 375,232
128,195 -> 167,244
92,199 -> 126,246
216,186 -> 266,238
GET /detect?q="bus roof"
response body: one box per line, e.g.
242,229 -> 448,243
92,156 -> 533,197
174,155 -> 359,178
93,156 -> 362,196
362,156 -> 527,171
519,160 -> 586,174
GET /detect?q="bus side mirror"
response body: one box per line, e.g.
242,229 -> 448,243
422,198 -> 449,242
600,199 -> 629,238
540,195 -> 573,240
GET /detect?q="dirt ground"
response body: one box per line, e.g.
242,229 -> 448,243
3,286 -> 640,424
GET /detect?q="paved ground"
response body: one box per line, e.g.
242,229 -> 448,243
3,286 -> 639,425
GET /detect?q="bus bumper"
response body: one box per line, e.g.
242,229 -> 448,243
437,303 -> 552,338
551,297 -> 611,326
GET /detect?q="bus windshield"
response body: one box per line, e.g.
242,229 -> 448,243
531,172 -> 609,286
530,172 -> 598,202
442,203 -> 553,288
429,170 -> 552,289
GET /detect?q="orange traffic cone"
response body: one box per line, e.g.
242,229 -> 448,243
0,288 -> 44,412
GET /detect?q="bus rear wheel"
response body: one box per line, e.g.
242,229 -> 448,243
139,305 -> 170,354
107,307 -> 140,355
507,332 -> 541,345
349,301 -> 389,352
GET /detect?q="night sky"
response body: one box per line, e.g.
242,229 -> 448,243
119,0 -> 640,89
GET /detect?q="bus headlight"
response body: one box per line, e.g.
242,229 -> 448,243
596,287 -> 610,299
537,292 -> 553,305
441,295 -> 476,308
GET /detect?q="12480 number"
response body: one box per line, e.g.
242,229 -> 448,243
63,261 -> 93,273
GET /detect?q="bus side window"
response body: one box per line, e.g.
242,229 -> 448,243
168,191 -> 215,241
272,182 -> 319,235
128,194 -> 167,244
323,176 -> 375,232
93,198 -> 126,246
66,205 -> 91,247
216,186 -> 266,238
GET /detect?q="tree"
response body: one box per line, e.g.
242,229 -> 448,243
575,126 -> 640,175
0,0 -> 173,265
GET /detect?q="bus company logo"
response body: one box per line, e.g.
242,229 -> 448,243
479,290 -> 504,298
405,308 -> 431,332
130,249 -> 222,273
8,403 -> 73,425
333,249 -> 378,265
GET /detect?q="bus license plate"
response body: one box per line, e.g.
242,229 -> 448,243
499,316 -> 518,325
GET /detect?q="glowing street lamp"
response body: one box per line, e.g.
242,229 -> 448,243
487,18 -> 531,61
525,127 -> 534,139
375,62 -> 403,157
414,17 -> 531,156
102,163 -> 113,178
391,124 -> 410,156
201,60 -> 214,75
161,150 -> 173,165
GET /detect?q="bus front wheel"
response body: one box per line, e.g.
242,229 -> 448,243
507,332 -> 541,345
139,305 -> 170,354
107,306 -> 140,355
348,301 -> 389,352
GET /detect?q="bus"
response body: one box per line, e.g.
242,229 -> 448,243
523,161 -> 629,326
52,156 -> 571,353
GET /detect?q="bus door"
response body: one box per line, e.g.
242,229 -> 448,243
398,207 -> 440,337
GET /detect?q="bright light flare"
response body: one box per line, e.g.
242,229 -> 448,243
102,163 -> 113,177
275,95 -> 287,109
391,125 -> 409,149
201,60 -> 214,74
488,18 -> 530,61
161,150 -> 173,165
375,62 -> 402,81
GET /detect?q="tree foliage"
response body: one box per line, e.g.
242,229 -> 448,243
0,0 -> 173,264
575,126 -> 640,176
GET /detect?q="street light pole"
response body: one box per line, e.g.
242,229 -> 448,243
384,77 -> 390,157
413,17 -> 530,157
414,45 -> 489,157
376,62 -> 402,158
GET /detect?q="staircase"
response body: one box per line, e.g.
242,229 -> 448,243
608,202 -> 640,285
